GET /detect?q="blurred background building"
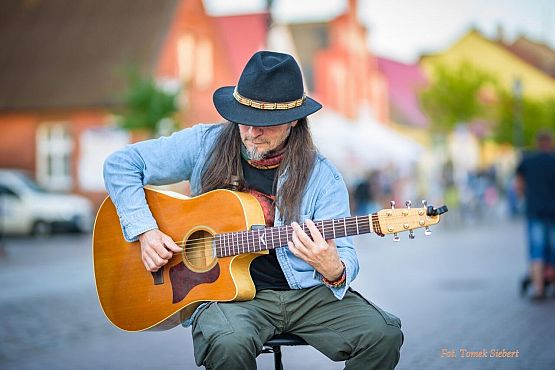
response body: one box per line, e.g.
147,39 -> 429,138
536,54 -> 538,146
1,0 -> 554,227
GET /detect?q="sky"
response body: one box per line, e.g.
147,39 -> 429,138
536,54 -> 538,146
204,0 -> 555,63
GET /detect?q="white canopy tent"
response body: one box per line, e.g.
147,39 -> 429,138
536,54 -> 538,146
309,110 -> 423,184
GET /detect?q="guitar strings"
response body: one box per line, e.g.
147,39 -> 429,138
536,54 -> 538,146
162,214 -> 428,256
172,213 -> 426,249
173,219 -> 368,252
171,216 -> 425,263
171,215 -> 425,254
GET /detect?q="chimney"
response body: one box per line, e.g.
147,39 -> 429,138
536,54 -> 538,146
496,23 -> 506,44
348,0 -> 358,18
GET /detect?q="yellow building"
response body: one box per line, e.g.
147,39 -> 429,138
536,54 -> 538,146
418,29 -> 555,180
420,29 -> 555,99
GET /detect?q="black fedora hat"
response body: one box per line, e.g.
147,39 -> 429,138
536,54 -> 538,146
213,51 -> 322,126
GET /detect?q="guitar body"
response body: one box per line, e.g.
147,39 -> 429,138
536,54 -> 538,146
93,188 -> 266,332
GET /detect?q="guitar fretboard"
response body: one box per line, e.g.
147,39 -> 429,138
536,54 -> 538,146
214,214 -> 379,257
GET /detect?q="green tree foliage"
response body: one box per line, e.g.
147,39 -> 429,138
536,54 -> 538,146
494,90 -> 555,148
420,62 -> 495,133
119,69 -> 179,137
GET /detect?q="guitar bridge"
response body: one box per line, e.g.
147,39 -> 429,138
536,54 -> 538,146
151,268 -> 164,285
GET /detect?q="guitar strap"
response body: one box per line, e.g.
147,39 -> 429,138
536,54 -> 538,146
246,189 -> 276,227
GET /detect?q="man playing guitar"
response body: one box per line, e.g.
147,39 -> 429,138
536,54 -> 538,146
103,51 -> 403,370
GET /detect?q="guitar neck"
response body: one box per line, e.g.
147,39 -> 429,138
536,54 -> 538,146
215,214 -> 380,257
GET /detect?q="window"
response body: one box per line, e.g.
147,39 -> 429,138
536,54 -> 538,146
0,185 -> 18,197
78,127 -> 129,192
177,34 -> 213,90
195,38 -> 213,89
36,123 -> 73,191
177,33 -> 195,83
330,61 -> 347,114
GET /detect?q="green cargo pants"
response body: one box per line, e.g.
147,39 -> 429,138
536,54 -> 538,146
191,285 -> 403,370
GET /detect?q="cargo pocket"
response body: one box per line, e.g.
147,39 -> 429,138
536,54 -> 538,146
198,302 -> 234,341
192,302 -> 235,366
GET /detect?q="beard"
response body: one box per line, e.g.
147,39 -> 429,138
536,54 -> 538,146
244,144 -> 268,161
241,125 -> 291,161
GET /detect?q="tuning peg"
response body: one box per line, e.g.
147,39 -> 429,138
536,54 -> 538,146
409,229 -> 415,239
426,205 -> 449,216
390,201 -> 396,209
424,226 -> 432,236
405,200 -> 412,208
393,232 -> 400,242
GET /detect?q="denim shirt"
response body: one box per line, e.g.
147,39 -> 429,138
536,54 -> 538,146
103,123 -> 360,326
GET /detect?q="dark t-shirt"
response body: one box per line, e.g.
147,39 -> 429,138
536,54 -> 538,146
516,151 -> 555,219
241,157 -> 291,291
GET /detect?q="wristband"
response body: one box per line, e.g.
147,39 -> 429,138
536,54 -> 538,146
322,261 -> 346,288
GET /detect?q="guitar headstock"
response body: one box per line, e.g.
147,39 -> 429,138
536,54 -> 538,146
375,200 -> 448,241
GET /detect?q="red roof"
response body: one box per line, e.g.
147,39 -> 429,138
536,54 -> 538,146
506,36 -> 555,79
377,56 -> 428,128
213,13 -> 268,80
0,0 -> 178,111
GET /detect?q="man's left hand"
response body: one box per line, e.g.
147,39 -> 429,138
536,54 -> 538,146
288,219 -> 344,282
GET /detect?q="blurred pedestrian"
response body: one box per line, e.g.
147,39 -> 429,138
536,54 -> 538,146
353,171 -> 379,215
515,131 -> 555,300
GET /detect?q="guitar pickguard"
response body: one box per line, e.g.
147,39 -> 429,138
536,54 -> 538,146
169,262 -> 220,304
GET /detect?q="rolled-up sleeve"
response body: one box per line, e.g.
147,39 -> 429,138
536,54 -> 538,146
103,124 -> 207,241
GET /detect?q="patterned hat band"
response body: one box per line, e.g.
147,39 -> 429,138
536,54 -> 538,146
233,87 -> 306,110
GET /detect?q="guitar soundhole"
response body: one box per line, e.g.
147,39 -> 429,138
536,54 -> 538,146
184,230 -> 216,271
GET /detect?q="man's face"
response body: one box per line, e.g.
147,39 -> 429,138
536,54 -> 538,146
238,120 -> 298,160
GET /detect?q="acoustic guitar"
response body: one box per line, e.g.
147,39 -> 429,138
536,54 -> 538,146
93,187 -> 447,332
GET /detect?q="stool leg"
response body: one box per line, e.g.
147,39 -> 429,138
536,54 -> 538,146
272,345 -> 283,370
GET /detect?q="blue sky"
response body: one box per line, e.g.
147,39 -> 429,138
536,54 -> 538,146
204,0 -> 555,63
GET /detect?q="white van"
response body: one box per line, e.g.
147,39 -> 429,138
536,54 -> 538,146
0,169 -> 93,235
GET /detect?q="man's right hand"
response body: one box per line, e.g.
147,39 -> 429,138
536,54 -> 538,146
138,229 -> 182,272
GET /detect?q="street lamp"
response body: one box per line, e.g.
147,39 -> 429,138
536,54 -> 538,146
512,77 -> 523,149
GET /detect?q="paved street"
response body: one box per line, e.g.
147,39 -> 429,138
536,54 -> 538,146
0,217 -> 554,370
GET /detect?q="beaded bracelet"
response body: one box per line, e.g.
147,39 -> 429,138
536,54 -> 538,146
322,261 -> 346,288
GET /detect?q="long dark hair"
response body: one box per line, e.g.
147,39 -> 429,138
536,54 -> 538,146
200,118 -> 316,223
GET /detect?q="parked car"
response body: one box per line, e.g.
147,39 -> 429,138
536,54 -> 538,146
0,169 -> 93,235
